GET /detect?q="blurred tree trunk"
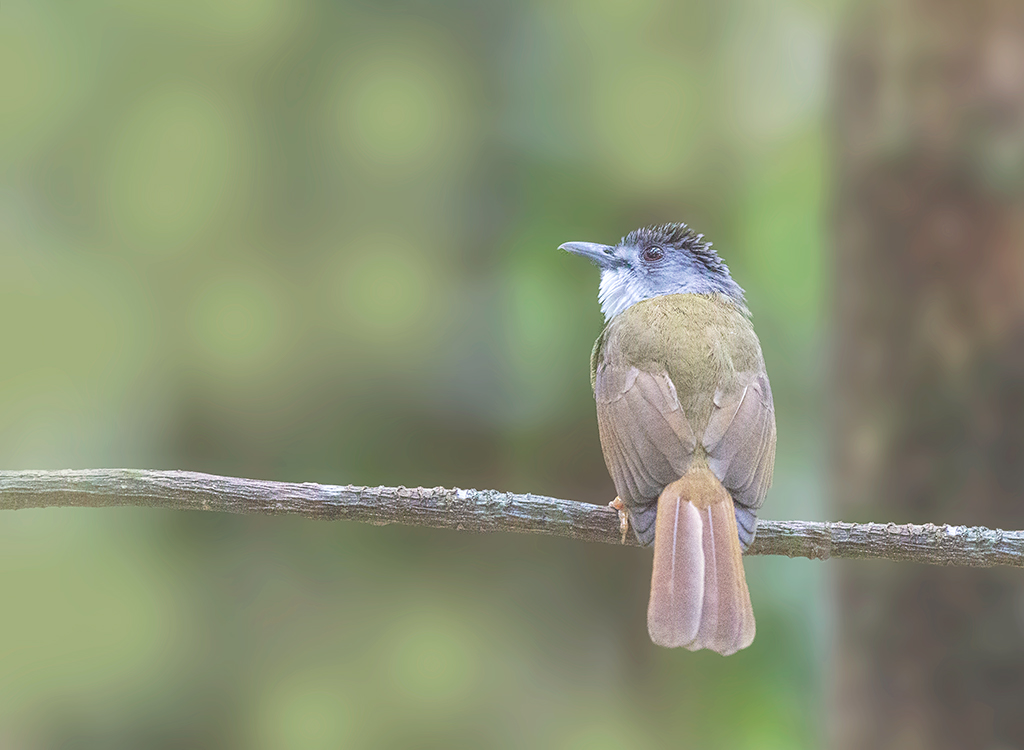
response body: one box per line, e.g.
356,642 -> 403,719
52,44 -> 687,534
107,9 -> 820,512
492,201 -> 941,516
832,1 -> 1024,748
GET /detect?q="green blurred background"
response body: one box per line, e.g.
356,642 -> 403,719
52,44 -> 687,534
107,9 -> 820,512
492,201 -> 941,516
1,0 -> 832,747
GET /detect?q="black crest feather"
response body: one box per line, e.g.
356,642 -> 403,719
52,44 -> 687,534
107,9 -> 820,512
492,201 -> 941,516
622,223 -> 731,277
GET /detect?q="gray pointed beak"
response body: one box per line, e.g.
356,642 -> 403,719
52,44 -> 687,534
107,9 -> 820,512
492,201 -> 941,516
559,241 -> 619,268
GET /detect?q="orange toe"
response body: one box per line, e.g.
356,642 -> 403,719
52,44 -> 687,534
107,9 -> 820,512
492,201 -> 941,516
609,497 -> 629,544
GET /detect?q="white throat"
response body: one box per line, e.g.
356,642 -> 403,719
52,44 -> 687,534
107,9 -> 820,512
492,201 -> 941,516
598,267 -> 648,322
598,266 -> 748,322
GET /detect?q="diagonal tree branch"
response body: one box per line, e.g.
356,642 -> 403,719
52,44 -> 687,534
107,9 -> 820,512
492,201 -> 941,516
0,469 -> 1021,567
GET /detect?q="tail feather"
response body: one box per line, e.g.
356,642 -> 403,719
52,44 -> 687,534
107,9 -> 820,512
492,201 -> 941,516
647,469 -> 756,655
647,493 -> 704,647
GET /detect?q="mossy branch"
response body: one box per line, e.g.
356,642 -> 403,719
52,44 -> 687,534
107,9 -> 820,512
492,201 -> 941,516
1,469 -> 1021,567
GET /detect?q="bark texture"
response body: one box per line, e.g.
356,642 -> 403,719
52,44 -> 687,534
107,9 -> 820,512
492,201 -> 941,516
1,469 -> 1022,567
833,0 -> 1024,746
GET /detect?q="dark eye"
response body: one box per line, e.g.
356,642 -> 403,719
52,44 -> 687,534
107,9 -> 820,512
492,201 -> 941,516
642,246 -> 664,262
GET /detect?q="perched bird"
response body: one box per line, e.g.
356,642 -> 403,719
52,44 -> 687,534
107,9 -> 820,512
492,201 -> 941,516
561,223 -> 776,655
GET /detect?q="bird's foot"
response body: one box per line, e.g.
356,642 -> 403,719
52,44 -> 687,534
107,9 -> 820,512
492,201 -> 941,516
609,497 -> 629,544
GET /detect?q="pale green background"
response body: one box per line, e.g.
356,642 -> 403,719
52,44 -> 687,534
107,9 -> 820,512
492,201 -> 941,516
1,0 -> 832,746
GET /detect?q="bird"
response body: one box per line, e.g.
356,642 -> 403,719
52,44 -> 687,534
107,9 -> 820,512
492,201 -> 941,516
561,223 -> 776,655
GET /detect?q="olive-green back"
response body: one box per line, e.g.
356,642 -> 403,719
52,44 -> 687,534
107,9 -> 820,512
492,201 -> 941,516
590,293 -> 776,548
591,294 -> 765,438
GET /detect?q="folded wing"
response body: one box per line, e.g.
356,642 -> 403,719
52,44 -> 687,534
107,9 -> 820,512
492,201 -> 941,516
703,370 -> 776,549
594,362 -> 697,544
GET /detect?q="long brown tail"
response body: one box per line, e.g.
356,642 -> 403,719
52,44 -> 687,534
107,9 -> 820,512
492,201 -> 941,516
647,468 -> 756,655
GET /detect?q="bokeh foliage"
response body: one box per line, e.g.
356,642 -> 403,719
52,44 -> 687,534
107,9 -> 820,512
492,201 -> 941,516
1,0 -> 833,746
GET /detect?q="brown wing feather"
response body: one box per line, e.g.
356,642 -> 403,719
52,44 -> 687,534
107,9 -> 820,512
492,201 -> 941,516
703,369 -> 776,548
595,361 -> 697,544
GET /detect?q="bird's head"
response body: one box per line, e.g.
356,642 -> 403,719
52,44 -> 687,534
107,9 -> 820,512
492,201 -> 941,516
560,223 -> 747,322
